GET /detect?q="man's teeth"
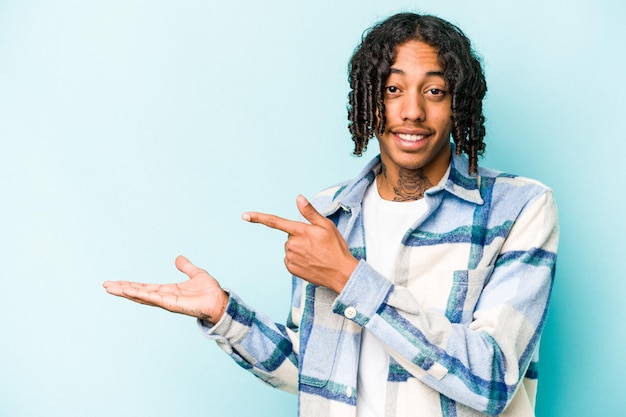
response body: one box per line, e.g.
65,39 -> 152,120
397,133 -> 425,141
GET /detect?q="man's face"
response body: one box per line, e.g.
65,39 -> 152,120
377,40 -> 453,184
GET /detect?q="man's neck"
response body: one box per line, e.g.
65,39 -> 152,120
376,165 -> 433,201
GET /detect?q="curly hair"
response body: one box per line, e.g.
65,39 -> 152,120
347,13 -> 487,175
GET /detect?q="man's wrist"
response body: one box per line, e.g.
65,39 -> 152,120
215,290 -> 230,323
332,256 -> 359,294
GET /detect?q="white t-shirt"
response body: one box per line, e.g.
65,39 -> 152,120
356,181 -> 428,417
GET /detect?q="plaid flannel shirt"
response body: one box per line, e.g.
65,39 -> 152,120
200,148 -> 559,417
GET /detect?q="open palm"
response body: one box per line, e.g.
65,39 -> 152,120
103,255 -> 229,323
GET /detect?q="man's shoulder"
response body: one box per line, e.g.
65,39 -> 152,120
310,180 -> 353,210
475,164 -> 555,213
478,164 -> 553,193
450,149 -> 553,198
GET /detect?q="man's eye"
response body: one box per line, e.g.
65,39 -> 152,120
428,88 -> 445,95
385,86 -> 399,93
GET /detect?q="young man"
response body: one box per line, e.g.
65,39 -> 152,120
104,12 -> 559,417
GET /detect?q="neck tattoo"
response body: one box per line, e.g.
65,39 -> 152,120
379,164 -> 432,201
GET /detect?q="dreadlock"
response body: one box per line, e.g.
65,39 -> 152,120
347,13 -> 487,175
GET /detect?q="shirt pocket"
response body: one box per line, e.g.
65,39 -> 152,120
407,265 -> 494,324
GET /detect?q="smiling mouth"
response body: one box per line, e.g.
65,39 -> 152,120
396,133 -> 427,142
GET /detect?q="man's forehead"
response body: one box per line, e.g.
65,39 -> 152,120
388,41 -> 445,76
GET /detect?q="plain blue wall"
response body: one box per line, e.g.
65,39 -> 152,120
1,1 -> 624,416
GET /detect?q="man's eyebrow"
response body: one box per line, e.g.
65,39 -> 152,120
389,67 -> 445,77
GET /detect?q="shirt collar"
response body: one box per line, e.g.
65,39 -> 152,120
434,149 -> 484,205
324,143 -> 484,216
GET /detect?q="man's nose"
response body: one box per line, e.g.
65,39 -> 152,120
400,92 -> 426,122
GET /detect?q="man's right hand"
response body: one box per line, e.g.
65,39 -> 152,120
103,255 -> 229,324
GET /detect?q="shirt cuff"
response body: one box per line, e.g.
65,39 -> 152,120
197,290 -> 255,351
332,259 -> 393,327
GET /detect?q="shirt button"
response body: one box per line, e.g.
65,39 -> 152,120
344,306 -> 357,319
346,386 -> 353,398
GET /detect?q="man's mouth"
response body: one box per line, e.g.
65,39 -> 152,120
396,133 -> 427,142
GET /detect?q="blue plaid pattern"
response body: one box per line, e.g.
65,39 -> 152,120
200,148 -> 559,417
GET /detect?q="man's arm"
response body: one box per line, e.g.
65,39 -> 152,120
334,189 -> 559,415
104,256 -> 302,393
246,189 -> 558,415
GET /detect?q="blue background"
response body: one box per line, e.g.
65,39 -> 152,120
1,1 -> 624,416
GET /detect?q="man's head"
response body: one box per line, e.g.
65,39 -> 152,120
348,13 -> 487,175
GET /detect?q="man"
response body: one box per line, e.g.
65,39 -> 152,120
104,12 -> 559,417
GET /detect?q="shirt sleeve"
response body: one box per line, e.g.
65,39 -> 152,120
197,280 -> 304,394
332,189 -> 559,415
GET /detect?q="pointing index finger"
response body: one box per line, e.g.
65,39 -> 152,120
242,211 -> 302,235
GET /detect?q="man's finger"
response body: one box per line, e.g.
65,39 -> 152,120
104,281 -> 160,297
242,211 -> 302,235
295,195 -> 327,226
175,255 -> 206,279
120,286 -> 172,309
103,282 -> 159,306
